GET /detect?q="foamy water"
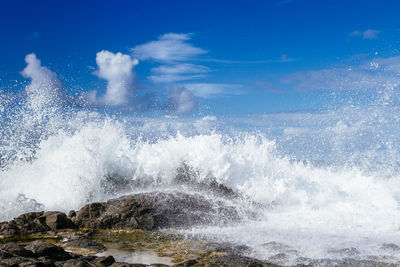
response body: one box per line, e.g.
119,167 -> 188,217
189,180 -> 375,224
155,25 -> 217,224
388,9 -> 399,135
2,83 -> 400,264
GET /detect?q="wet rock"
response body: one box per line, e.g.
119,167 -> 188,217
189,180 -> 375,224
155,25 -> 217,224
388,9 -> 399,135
91,255 -> 115,266
174,259 -> 198,266
60,258 -> 90,267
268,253 -> 289,261
71,191 -> 240,230
25,240 -> 72,261
61,237 -> 106,254
0,210 -> 76,238
380,243 -> 400,251
328,247 -> 360,257
42,211 -> 76,230
174,162 -> 239,199
0,256 -> 33,266
69,210 -> 77,218
0,242 -> 34,258
179,251 -> 273,267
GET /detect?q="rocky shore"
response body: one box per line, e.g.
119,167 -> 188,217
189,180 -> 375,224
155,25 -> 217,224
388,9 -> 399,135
1,191 -> 399,266
0,191 -> 270,266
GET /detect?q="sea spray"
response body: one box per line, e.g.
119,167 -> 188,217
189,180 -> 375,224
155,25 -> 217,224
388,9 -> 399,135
2,83 -> 400,263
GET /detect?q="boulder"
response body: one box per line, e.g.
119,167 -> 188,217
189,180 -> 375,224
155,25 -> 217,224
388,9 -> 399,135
25,240 -> 72,261
0,242 -> 34,258
0,211 -> 76,238
61,237 -> 106,254
91,255 -> 115,266
42,211 -> 76,230
70,191 -> 240,230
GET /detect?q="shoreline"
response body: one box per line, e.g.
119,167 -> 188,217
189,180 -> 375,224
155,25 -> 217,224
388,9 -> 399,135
1,191 -> 399,266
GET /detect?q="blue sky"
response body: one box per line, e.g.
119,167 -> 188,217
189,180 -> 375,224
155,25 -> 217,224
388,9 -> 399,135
1,0 -> 400,115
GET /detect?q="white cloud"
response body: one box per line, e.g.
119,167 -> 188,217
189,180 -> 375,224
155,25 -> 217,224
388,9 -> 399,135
149,63 -> 210,83
90,50 -> 139,106
152,63 -> 209,75
20,53 -> 66,109
166,85 -> 196,114
132,33 -> 207,63
348,29 -> 380,39
363,29 -> 380,39
184,83 -> 245,98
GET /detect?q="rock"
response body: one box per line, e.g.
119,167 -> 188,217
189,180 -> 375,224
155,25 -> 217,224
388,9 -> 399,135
91,255 -> 115,266
380,243 -> 400,251
25,240 -> 72,261
0,256 -> 32,266
71,191 -> 240,230
61,237 -> 106,254
0,210 -> 76,238
0,242 -> 35,258
110,263 -> 147,267
174,163 -> 239,199
69,210 -> 77,218
42,211 -> 76,230
175,251 -> 273,267
328,247 -> 360,257
61,258 -> 90,267
174,259 -> 198,266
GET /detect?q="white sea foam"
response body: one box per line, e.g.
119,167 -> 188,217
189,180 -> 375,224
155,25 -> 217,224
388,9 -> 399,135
2,85 -> 400,264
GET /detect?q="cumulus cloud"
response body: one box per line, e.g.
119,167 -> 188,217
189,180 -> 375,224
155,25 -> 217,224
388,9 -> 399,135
166,85 -> 196,114
90,50 -> 139,106
20,53 -> 66,108
184,83 -> 246,98
131,33 -> 207,63
149,63 -> 210,83
348,29 -> 380,39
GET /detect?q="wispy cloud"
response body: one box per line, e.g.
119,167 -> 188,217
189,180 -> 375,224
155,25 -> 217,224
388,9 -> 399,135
132,33 -> 209,85
184,83 -> 245,98
348,29 -> 381,39
149,63 -> 210,83
280,56 -> 400,92
133,33 -> 296,88
131,33 -> 207,63
204,54 -> 296,64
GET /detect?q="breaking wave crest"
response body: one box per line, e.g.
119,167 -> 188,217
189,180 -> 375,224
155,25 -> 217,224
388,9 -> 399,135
2,85 -> 400,263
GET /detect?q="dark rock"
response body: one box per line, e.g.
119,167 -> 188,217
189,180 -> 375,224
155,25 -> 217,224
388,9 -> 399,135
71,191 -> 240,230
328,247 -> 360,257
179,251 -> 273,267
0,210 -> 76,238
25,240 -> 72,261
91,255 -> 115,266
0,242 -> 35,258
41,211 -> 76,230
380,243 -> 400,251
174,162 -> 239,199
37,256 -> 54,265
110,263 -> 146,267
68,210 -> 77,218
174,259 -> 198,266
61,258 -> 90,267
0,256 -> 33,266
61,237 -> 106,253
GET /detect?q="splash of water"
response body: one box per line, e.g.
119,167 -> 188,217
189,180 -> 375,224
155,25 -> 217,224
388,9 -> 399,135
2,81 -> 400,264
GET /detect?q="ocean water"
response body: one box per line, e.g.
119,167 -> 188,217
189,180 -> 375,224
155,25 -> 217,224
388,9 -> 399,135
2,83 -> 400,264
